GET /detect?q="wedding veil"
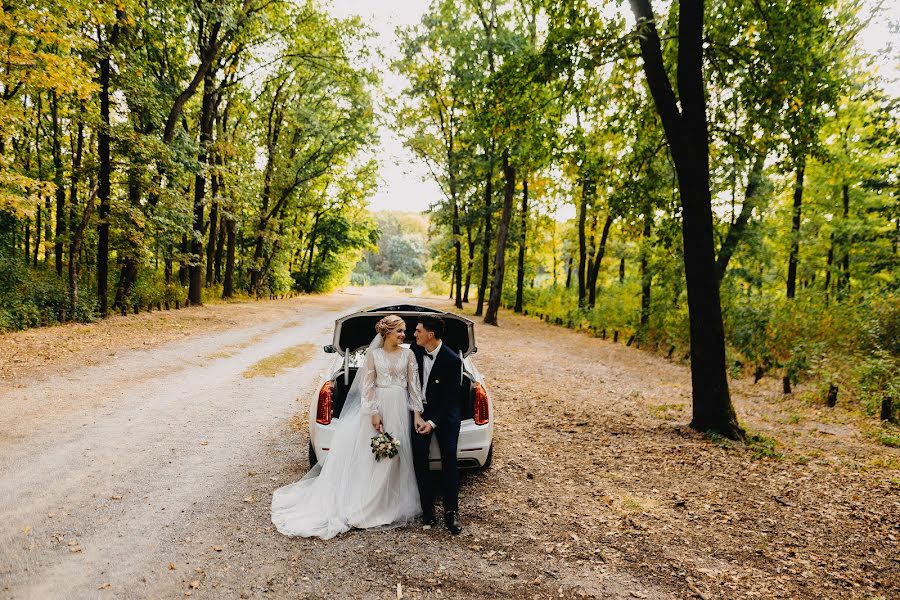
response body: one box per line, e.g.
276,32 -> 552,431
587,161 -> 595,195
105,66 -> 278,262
300,333 -> 382,481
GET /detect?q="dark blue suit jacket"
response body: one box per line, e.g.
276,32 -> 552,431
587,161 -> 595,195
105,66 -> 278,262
411,342 -> 464,429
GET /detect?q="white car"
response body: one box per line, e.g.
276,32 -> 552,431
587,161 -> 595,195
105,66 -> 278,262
308,304 -> 494,471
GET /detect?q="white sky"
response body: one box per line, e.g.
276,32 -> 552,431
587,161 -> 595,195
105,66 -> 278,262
327,0 -> 900,217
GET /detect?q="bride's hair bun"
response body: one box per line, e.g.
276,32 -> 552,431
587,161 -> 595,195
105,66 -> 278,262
375,314 -> 404,338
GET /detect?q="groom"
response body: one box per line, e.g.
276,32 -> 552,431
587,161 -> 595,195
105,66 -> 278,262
411,315 -> 464,535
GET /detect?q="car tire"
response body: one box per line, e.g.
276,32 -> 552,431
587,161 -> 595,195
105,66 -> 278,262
481,443 -> 493,470
308,441 -> 318,468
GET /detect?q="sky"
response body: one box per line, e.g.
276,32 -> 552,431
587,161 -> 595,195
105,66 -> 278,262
327,0 -> 900,217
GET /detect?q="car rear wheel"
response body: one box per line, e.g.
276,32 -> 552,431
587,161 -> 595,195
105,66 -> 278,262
308,441 -> 318,468
481,443 -> 493,469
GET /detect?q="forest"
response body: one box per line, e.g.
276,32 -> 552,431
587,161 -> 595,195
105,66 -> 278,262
0,0 -> 379,327
0,0 -> 897,439
394,0 -> 898,438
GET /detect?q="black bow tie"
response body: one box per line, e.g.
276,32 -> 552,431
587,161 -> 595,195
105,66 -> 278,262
424,352 -> 435,360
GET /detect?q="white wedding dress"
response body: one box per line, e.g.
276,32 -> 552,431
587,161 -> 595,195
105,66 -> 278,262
271,344 -> 424,539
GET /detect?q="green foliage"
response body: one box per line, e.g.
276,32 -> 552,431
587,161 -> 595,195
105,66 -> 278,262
354,212 -> 429,285
0,0 -> 380,322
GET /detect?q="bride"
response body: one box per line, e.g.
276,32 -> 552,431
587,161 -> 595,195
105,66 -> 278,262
271,315 -> 429,539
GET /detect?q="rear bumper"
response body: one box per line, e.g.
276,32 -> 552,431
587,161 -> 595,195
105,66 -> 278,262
309,418 -> 493,470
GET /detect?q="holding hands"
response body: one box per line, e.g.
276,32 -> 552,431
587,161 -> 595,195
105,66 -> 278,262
414,414 -> 433,435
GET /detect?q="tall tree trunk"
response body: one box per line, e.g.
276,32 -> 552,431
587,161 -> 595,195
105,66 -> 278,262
178,234 -> 189,287
97,38 -> 113,317
215,209 -> 225,284
51,91 -> 66,276
565,256 -> 573,289
629,0 -> 743,439
514,176 -> 528,313
577,179 -> 591,308
113,164 -> 142,310
188,72 -> 216,306
639,212 -> 653,335
484,150 -> 515,326
24,217 -> 31,265
206,200 -> 218,286
824,231 -> 834,301
838,183 -> 850,295
476,149 -> 493,316
67,112 -> 84,315
463,221 -> 474,303
587,212 -> 613,309
34,95 -> 43,268
449,150 -> 463,309
716,152 -> 765,280
786,157 -> 805,299
69,190 -> 95,317
223,216 -> 236,298
619,256 -> 625,283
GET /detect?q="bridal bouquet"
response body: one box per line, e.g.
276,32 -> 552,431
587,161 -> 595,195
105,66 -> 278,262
370,432 -> 401,461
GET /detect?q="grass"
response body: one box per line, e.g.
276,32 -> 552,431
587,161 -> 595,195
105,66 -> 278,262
747,433 -> 783,460
242,343 -> 317,378
704,429 -> 783,460
872,427 -> 900,448
648,403 -> 685,419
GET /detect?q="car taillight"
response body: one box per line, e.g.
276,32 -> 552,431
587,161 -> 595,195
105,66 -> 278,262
473,382 -> 489,425
316,381 -> 333,425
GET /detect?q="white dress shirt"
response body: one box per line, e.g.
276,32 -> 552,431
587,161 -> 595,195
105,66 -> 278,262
421,340 -> 442,429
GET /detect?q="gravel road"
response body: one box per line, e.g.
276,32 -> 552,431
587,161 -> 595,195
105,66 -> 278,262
2,293 -> 897,600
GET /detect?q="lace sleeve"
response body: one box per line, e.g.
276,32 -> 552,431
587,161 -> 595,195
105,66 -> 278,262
361,350 -> 379,416
405,349 -> 425,413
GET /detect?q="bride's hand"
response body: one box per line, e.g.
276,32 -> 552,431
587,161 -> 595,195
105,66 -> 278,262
371,413 -> 383,433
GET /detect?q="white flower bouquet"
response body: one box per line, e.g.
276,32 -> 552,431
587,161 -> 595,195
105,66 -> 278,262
370,432 -> 401,461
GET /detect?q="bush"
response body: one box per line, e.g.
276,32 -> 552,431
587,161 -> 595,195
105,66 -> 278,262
856,353 -> 900,420
423,271 -> 448,296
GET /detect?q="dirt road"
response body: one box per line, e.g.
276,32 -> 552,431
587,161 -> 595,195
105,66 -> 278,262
1,292 -> 897,599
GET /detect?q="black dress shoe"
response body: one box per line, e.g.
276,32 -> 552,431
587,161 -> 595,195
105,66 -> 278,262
444,511 -> 462,535
421,511 -> 436,526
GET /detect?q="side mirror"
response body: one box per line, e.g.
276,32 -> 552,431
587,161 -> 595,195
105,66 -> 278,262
324,344 -> 336,353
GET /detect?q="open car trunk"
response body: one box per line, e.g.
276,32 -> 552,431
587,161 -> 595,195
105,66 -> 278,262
329,304 -> 478,420
331,305 -> 476,357
331,367 -> 476,421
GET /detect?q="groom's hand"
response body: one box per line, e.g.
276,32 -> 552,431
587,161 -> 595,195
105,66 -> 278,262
414,417 -> 432,434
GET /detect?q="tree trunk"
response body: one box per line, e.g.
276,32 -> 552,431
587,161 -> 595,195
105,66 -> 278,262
484,150 -> 515,326
838,183 -> 850,295
113,163 -> 142,311
188,72 -> 217,306
639,212 -> 653,335
577,178 -> 591,308
97,43 -> 112,317
463,221 -> 474,303
67,112 -> 84,315
51,91 -> 66,277
476,149 -> 493,317
619,256 -> 625,283
223,216 -> 236,298
514,176 -> 528,313
565,255 -> 573,288
206,200 -> 218,286
587,212 -> 613,309
178,234 -> 189,287
629,0 -> 743,439
450,154 -> 463,309
786,157 -> 805,299
215,206 -> 226,284
716,152 -> 765,280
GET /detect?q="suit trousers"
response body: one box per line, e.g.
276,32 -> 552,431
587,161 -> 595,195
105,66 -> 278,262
412,419 -> 460,514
